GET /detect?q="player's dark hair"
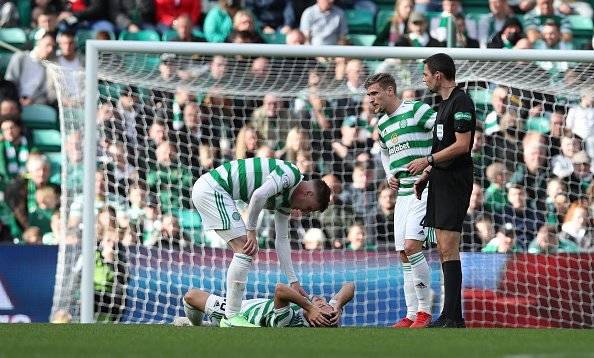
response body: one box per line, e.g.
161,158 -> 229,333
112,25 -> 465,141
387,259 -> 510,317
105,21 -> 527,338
364,72 -> 397,94
312,179 -> 332,212
423,53 -> 456,81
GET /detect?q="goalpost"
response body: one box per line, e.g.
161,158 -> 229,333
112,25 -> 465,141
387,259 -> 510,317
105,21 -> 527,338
49,41 -> 594,326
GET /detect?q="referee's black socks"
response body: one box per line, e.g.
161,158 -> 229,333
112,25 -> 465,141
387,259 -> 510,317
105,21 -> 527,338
442,260 -> 463,322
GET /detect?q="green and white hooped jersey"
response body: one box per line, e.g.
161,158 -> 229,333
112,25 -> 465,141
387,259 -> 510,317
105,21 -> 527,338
377,100 -> 436,196
241,298 -> 309,327
208,158 -> 303,215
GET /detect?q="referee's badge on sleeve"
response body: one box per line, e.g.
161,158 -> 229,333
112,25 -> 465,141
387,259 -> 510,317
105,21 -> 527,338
436,124 -> 444,140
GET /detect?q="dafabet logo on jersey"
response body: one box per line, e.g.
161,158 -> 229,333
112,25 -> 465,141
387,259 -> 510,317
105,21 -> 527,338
388,142 -> 411,155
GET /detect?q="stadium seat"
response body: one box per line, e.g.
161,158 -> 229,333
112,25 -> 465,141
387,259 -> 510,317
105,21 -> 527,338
45,151 -> 62,180
375,9 -> 393,35
0,52 -> 12,77
119,30 -> 161,41
99,82 -> 124,100
16,0 -> 31,28
468,88 -> 492,107
161,29 -> 178,41
569,15 -> 593,39
349,34 -> 377,46
346,10 -> 375,34
0,28 -> 27,49
32,129 -> 61,152
174,209 -> 203,244
261,32 -> 286,44
21,104 -> 58,130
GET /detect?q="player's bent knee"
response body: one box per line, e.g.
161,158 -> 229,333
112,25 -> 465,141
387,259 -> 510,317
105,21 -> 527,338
403,240 -> 423,257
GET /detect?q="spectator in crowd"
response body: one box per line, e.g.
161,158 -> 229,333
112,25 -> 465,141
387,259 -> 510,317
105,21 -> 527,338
208,55 -> 228,83
346,222 -> 376,251
375,0 -> 414,46
22,226 -> 43,245
496,183 -> 544,250
300,0 -> 348,45
395,12 -> 443,47
29,184 -> 59,235
479,0 -> 515,48
231,10 -> 263,43
170,87 -> 195,130
276,127 -> 312,162
471,128 -> 487,183
484,111 -> 524,170
513,37 -> 533,50
545,177 -> 569,226
0,115 -> 31,183
106,142 -> 138,196
5,32 -> 55,106
481,222 -> 522,253
141,194 -> 162,245
296,149 -> 320,181
430,0 -> 474,43
559,201 -> 593,251
510,132 -> 549,211
474,215 -> 496,250
245,0 -> 295,34
487,16 -> 524,48
523,0 -> 572,44
108,0 -> 155,32
453,13 -> 480,48
47,31 -> 82,105
528,223 -> 579,254
234,124 -> 261,159
154,0 -> 201,33
335,59 -> 366,118
0,0 -> 18,27
126,184 -> 146,229
42,210 -> 61,245
31,10 -> 58,43
0,98 -> 19,116
325,116 -> 371,182
462,183 -> 486,251
203,0 -> 242,43
59,0 -> 115,33
144,119 -> 169,163
484,162 -> 508,213
566,92 -> 594,159
157,214 -> 192,251
176,102 -> 218,174
565,151 -> 593,201
250,94 -> 292,150
532,21 -> 573,74
250,57 -> 270,78
302,228 -> 326,250
170,13 -> 205,42
373,182 -> 395,250
318,173 -> 354,247
551,135 -> 580,178
341,162 -> 376,229
483,86 -> 509,136
285,29 -> 306,45
146,141 -> 194,211
292,68 -> 333,134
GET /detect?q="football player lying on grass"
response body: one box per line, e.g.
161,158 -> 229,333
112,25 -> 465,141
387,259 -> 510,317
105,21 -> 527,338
176,282 -> 355,327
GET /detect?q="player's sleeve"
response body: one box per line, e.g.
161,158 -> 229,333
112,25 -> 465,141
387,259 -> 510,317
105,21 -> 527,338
452,95 -> 475,133
268,162 -> 302,193
246,179 -> 279,230
414,102 -> 437,130
274,212 -> 298,283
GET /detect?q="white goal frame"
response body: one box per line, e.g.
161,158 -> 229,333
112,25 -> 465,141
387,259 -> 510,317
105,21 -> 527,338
81,40 -> 594,323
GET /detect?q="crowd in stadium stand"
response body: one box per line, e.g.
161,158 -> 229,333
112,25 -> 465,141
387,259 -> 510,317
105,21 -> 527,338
0,0 -> 593,266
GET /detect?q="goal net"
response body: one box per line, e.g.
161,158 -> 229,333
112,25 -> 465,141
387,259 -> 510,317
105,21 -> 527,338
49,44 -> 594,327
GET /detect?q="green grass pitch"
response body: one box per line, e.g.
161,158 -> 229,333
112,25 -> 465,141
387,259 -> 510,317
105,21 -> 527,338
2,324 -> 594,358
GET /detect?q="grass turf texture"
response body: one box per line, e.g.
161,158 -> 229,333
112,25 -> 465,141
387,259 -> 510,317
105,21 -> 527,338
2,325 -> 594,358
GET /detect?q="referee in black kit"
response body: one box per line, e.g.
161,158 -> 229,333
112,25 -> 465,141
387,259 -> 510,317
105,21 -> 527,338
407,53 -> 476,328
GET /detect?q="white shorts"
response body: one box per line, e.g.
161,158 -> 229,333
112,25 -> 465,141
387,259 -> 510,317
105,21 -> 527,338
191,175 -> 246,242
203,294 -> 261,326
393,189 -> 428,251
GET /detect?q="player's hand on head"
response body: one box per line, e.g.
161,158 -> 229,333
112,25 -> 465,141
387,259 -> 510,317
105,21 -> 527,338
306,306 -> 332,327
327,307 -> 342,327
387,176 -> 400,191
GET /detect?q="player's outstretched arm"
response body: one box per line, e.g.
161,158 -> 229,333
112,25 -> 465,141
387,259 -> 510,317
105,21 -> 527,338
274,212 -> 306,295
273,284 -> 331,327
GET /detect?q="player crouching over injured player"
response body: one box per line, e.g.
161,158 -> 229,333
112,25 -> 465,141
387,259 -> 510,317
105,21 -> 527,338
179,282 -> 355,327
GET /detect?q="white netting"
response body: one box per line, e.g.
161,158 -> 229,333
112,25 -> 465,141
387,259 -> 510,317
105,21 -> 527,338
49,47 -> 594,327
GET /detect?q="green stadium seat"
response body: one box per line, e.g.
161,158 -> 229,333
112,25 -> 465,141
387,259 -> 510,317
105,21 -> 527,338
0,52 -> 12,77
45,151 -> 62,179
468,88 -> 492,107
569,15 -> 593,39
174,209 -> 203,244
192,28 -> 205,39
21,104 -> 58,130
162,29 -> 178,41
349,34 -> 377,46
98,82 -> 124,100
375,9 -> 393,35
17,0 -> 31,29
261,31 -> 286,44
32,129 -> 61,152
119,30 -> 161,41
346,9 -> 375,34
0,28 -> 27,49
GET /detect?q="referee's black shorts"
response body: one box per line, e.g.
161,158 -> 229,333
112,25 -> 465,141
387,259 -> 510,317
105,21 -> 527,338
425,166 -> 473,232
